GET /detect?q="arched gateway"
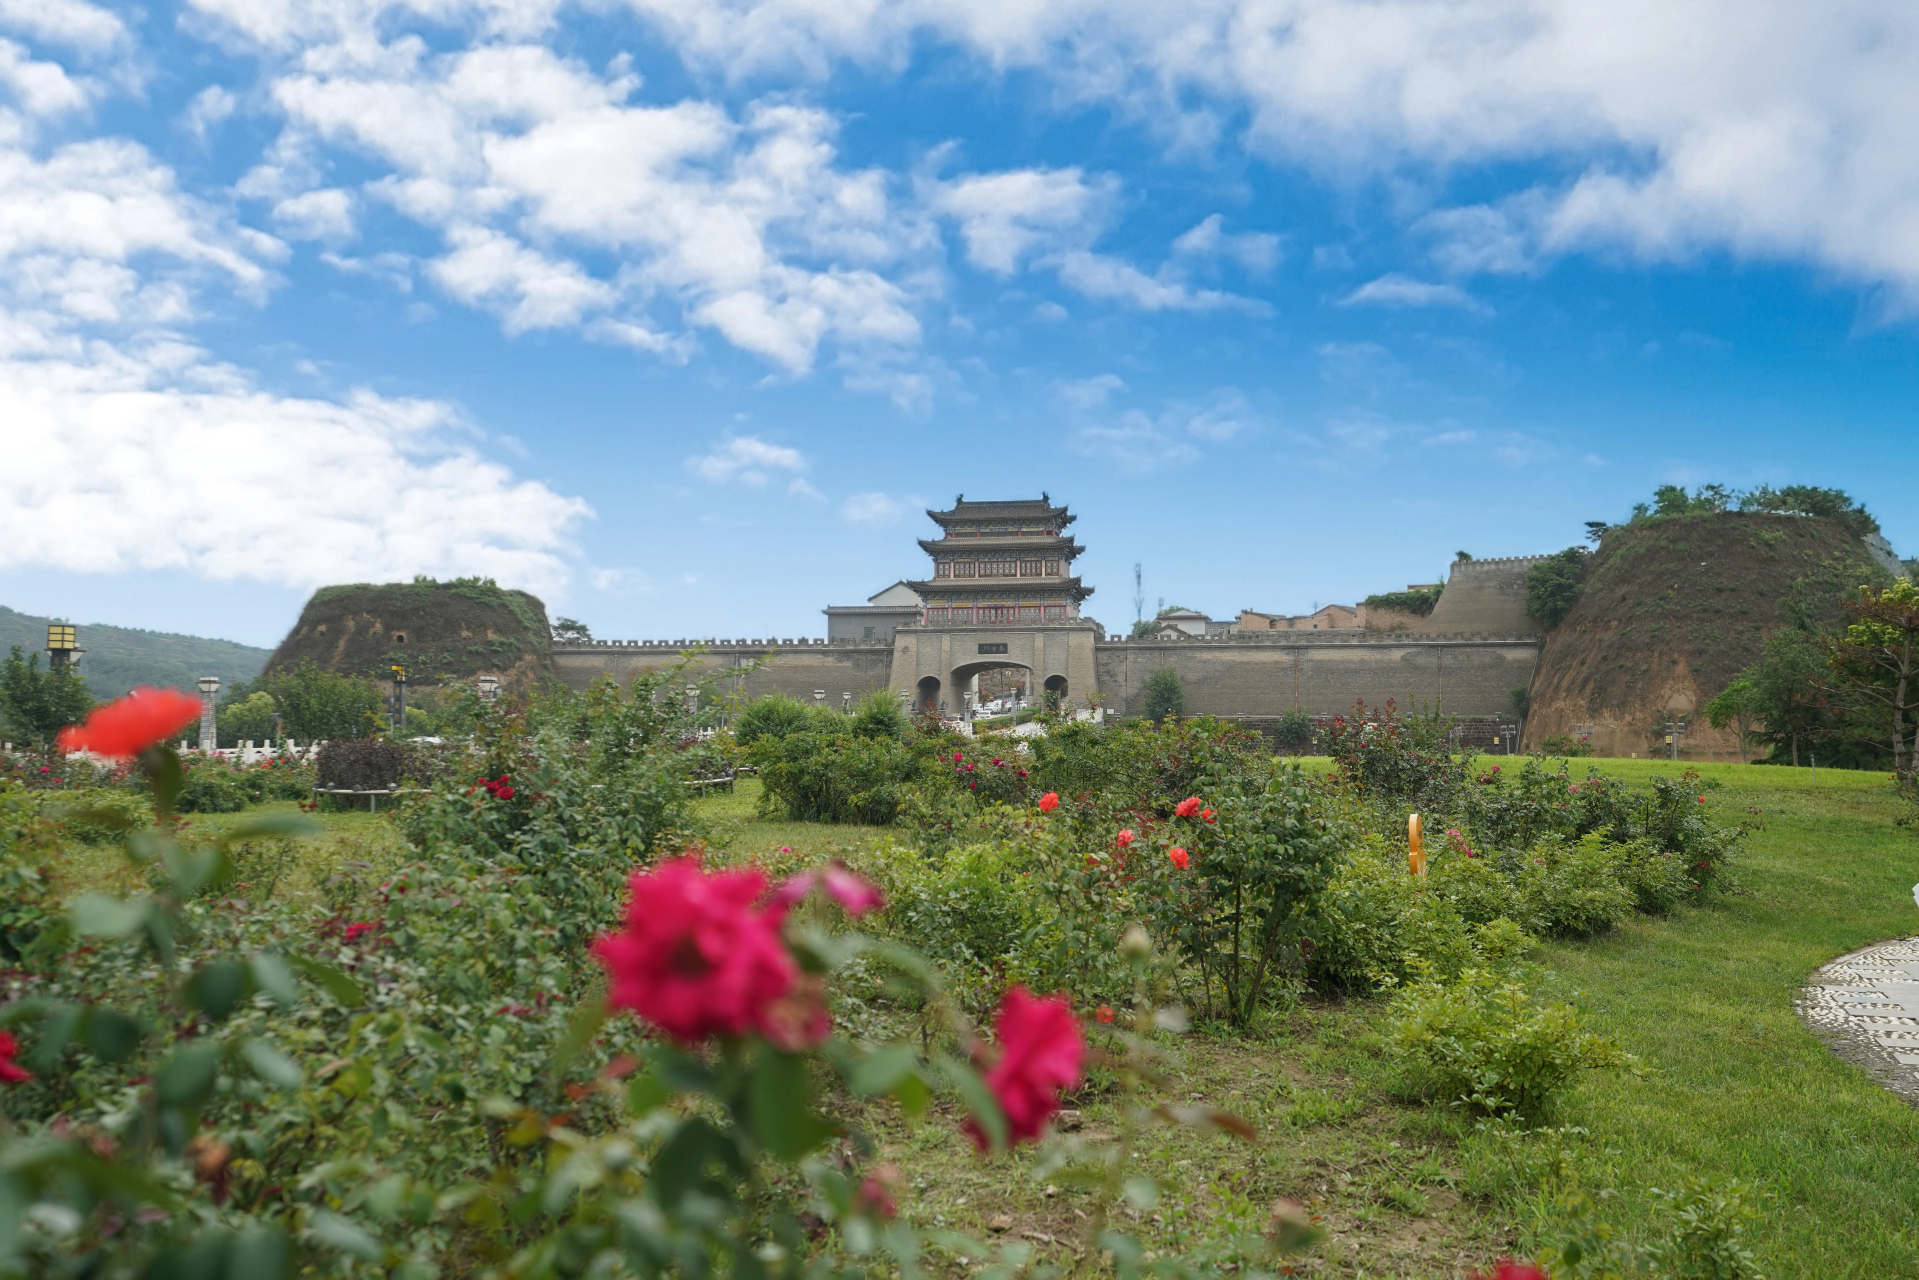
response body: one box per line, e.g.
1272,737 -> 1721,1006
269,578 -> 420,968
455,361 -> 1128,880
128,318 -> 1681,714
887,496 -> 1103,714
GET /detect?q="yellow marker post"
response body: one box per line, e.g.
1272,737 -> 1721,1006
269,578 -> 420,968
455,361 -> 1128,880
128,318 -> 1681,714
1408,812 -> 1426,877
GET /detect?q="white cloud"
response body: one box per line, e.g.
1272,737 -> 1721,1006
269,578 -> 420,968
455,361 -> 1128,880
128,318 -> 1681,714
0,0 -> 126,53
272,187 -> 356,242
429,224 -> 613,332
1422,429 -> 1477,445
1340,273 -> 1488,313
1172,214 -> 1279,272
618,1 -> 1919,304
264,44 -> 926,375
182,86 -> 238,141
589,565 -> 653,594
0,132 -> 278,329
0,342 -> 590,592
932,167 -> 1109,274
1054,373 -> 1126,411
687,435 -> 808,486
1071,411 -> 1202,474
0,39 -> 89,115
1055,250 -> 1258,312
841,491 -> 903,524
0,105 -> 588,595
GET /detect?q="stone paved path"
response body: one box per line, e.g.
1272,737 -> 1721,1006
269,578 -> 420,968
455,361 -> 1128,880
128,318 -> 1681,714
1797,936 -> 1919,1106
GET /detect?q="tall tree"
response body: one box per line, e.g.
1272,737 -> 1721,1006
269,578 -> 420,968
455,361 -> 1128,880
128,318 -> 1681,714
1736,629 -> 1845,767
1828,579 -> 1919,777
1142,666 -> 1186,723
0,646 -> 94,746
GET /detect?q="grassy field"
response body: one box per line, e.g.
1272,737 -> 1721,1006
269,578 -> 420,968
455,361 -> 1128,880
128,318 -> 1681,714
42,759 -> 1914,1274
694,763 -> 1919,1277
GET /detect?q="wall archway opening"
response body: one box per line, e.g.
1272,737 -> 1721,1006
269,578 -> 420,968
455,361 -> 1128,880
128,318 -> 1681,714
948,661 -> 1035,717
915,676 -> 942,715
1043,674 -> 1068,711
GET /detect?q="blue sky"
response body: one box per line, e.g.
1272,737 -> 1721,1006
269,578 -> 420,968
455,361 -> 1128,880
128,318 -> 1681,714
1,0 -> 1916,649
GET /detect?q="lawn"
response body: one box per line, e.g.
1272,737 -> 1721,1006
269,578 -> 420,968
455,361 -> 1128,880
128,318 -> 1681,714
37,760 -> 1914,1275
693,763 -> 1919,1277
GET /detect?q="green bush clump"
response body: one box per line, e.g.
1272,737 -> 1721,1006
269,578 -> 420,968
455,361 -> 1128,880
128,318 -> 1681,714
733,692 -> 838,744
1306,840 -> 1533,991
1386,962 -> 1643,1118
751,730 -> 929,825
1505,835 -> 1638,939
879,838 -> 1043,1010
37,787 -> 154,843
175,759 -> 251,813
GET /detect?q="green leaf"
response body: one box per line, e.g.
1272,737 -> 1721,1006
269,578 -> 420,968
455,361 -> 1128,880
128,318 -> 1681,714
220,813 -> 320,843
155,1042 -> 221,1109
892,1071 -> 931,1119
1121,1176 -> 1159,1210
939,1053 -> 1006,1154
307,1211 -> 382,1262
147,746 -> 184,819
848,1044 -> 917,1096
248,954 -> 299,1008
546,995 -> 606,1077
79,1008 -> 142,1064
227,1224 -> 292,1279
748,1049 -> 834,1160
28,1004 -> 80,1071
286,954 -> 366,1008
626,1072 -> 670,1116
242,1039 -> 304,1089
71,893 -> 146,938
183,960 -> 249,1021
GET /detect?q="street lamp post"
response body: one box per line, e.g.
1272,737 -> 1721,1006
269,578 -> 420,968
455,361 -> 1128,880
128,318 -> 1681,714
390,666 -> 407,734
842,692 -> 852,713
196,677 -> 220,753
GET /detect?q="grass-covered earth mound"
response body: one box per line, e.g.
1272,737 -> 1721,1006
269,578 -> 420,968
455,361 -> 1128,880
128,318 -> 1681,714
1525,513 -> 1889,755
265,576 -> 554,690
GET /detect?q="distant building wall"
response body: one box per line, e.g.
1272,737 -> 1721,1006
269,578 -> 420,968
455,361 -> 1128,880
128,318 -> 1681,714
555,630 -> 1540,722
1096,633 -> 1539,719
823,607 -> 921,642
1415,556 -> 1550,635
552,639 -> 896,705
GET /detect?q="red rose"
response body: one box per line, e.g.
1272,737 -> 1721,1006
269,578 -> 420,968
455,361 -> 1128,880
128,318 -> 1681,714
1115,828 -> 1135,849
0,1031 -> 30,1084
1169,847 -> 1190,869
56,689 -> 201,759
774,864 -> 886,917
592,856 -> 798,1045
343,922 -> 377,942
1175,797 -> 1202,818
967,987 -> 1083,1149
1696,796 -> 1707,804
1095,1005 -> 1114,1024
1477,1263 -> 1548,1280
1038,792 -> 1059,812
1201,808 -> 1216,824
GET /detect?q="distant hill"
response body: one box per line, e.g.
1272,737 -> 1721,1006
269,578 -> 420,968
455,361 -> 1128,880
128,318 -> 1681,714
1523,513 -> 1892,757
0,605 -> 270,698
267,578 -> 554,690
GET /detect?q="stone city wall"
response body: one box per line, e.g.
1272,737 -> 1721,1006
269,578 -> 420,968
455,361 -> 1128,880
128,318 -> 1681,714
1415,555 -> 1551,636
551,638 -> 896,704
554,630 -> 1541,722
1095,632 -> 1541,719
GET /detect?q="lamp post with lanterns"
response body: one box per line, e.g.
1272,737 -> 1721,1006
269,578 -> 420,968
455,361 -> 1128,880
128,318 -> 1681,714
46,624 -> 82,676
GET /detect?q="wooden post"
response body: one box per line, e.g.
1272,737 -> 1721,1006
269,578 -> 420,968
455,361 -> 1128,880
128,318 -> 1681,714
1408,813 -> 1426,877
